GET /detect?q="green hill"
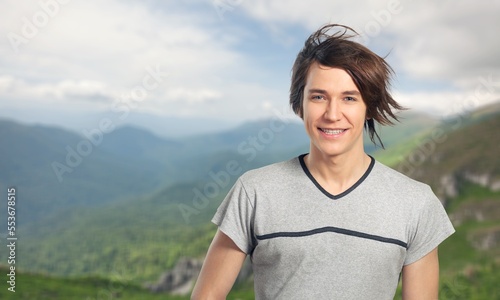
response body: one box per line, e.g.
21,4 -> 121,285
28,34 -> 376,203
1,103 -> 498,298
0,110 -> 440,282
395,107 -> 500,202
391,103 -> 500,298
364,110 -> 440,153
0,117 -> 310,224
8,180 -> 220,281
0,266 -> 187,300
0,120 -> 169,223
372,102 -> 500,168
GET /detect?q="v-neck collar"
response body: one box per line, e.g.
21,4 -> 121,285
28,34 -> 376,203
298,153 -> 375,200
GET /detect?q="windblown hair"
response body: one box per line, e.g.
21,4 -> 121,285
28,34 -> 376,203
289,24 -> 405,148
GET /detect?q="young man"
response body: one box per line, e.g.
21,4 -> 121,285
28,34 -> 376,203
191,24 -> 455,300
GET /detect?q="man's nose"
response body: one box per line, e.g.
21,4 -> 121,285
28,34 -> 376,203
324,99 -> 342,121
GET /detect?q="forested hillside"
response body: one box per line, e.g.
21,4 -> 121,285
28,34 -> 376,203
0,103 -> 498,298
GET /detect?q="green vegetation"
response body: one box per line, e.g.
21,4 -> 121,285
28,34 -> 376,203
3,177 -> 498,299
12,198 -> 221,281
0,267 -> 187,300
399,114 -> 500,195
392,260 -> 500,300
0,266 -> 260,300
0,104 -> 499,298
396,180 -> 500,299
371,132 -> 429,167
439,184 -> 500,272
446,182 -> 500,213
439,261 -> 500,300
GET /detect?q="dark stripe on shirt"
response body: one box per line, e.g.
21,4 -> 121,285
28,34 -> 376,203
256,226 -> 408,248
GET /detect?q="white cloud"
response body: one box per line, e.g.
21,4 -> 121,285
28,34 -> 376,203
239,0 -> 500,88
0,76 -> 15,91
0,0 -> 246,107
388,1 -> 500,87
395,87 -> 500,119
165,88 -> 222,104
237,0 -> 500,115
1,0 -> 499,128
0,75 -> 112,105
240,0 -> 383,30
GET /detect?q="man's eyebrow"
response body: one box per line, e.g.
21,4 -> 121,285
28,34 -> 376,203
307,89 -> 360,95
307,88 -> 328,94
342,90 -> 361,95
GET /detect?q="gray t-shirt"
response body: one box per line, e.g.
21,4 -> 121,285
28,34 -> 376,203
212,155 -> 455,299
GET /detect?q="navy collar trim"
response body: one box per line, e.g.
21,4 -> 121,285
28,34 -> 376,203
298,154 -> 375,200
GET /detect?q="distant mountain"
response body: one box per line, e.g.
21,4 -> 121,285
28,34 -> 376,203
0,120 -> 169,223
469,101 -> 500,122
0,107 -> 238,139
0,108 -> 458,282
178,118 -> 309,158
396,107 -> 500,203
1,103 -> 499,298
364,110 -> 440,153
0,117 -> 309,225
100,125 -> 181,160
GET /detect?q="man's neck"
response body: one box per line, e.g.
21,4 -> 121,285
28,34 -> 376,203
305,149 -> 371,195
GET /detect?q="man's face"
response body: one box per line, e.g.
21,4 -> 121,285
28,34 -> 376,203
302,63 -> 367,158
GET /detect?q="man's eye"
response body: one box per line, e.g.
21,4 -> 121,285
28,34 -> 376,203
345,97 -> 356,101
311,95 -> 324,100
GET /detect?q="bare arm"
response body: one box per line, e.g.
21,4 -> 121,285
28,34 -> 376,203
401,247 -> 439,300
191,229 -> 247,300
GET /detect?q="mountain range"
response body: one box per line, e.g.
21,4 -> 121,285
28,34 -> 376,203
0,102 -> 499,298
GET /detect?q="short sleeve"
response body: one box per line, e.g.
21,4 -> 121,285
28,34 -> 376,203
404,185 -> 455,265
212,177 -> 256,254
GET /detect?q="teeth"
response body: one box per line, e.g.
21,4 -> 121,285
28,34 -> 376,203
321,128 -> 344,135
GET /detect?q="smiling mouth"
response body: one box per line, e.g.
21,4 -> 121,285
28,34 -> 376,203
319,128 -> 346,135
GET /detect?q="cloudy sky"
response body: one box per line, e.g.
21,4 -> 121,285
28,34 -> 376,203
1,0 -> 499,134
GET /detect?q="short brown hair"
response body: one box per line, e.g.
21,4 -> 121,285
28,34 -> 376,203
289,24 -> 405,147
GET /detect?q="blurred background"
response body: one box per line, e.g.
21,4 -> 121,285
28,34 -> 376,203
0,0 -> 499,299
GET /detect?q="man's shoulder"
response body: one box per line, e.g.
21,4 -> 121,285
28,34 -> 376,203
372,160 -> 431,192
240,156 -> 302,184
368,160 -> 442,209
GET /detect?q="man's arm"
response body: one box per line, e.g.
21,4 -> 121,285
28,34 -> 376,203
401,247 -> 440,300
191,229 -> 247,300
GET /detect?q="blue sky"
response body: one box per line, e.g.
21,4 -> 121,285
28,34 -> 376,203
0,0 -> 499,135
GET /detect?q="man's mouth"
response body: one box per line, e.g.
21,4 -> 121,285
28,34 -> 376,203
319,128 -> 346,135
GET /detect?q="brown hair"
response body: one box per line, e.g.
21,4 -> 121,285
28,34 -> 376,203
289,24 -> 405,148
